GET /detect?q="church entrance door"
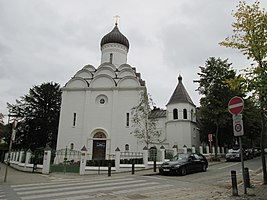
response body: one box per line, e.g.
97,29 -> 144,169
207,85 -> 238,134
92,140 -> 106,160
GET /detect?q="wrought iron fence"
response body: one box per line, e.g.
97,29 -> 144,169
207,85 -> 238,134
148,148 -> 160,161
50,148 -> 81,173
120,151 -> 143,164
165,149 -> 174,159
53,148 -> 81,164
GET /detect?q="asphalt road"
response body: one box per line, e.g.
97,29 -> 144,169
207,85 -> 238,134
0,156 -> 265,200
152,155 -> 263,188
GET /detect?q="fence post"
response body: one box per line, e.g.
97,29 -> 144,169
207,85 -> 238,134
192,146 -> 196,153
115,147 -> 120,172
199,146 -> 203,154
160,146 -> 165,162
172,145 -> 178,156
24,149 -> 32,170
217,146 -> 221,155
183,145 -> 187,154
212,146 -> 215,155
10,152 -> 14,161
206,145 -> 209,154
222,147 -> 225,154
15,151 -> 19,162
42,145 -> 52,174
19,150 -> 24,163
79,146 -> 87,175
143,147 -> 148,169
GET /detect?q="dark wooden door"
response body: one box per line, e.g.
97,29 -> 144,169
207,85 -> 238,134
92,140 -> 106,160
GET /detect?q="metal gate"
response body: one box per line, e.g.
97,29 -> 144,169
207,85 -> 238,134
50,148 -> 81,173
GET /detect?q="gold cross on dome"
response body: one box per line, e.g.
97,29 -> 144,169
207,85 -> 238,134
114,15 -> 120,25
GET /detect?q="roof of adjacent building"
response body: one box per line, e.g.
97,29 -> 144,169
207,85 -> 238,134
100,23 -> 129,49
149,107 -> 167,118
167,75 -> 194,106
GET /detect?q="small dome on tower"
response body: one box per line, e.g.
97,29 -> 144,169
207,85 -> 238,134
100,24 -> 129,49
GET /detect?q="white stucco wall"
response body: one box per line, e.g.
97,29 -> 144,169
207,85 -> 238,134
56,63 -> 146,158
57,90 -> 87,150
101,43 -> 128,67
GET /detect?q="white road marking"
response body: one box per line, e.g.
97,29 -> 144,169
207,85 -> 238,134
218,163 -> 239,169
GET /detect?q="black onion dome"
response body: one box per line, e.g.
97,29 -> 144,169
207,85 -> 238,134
100,24 -> 129,49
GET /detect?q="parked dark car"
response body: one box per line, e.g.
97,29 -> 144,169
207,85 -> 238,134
253,147 -> 261,157
159,153 -> 208,176
225,146 -> 249,161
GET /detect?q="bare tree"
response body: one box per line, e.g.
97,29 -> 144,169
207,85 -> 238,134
130,90 -> 162,148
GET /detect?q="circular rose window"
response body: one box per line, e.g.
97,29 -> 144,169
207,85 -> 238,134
96,95 -> 108,106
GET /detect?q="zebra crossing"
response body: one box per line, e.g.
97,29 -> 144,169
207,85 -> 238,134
8,176 -> 174,200
0,187 -> 7,200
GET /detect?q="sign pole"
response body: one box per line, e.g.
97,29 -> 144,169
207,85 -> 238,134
239,136 -> 247,194
228,97 -> 246,195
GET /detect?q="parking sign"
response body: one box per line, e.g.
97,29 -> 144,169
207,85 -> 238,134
233,114 -> 244,137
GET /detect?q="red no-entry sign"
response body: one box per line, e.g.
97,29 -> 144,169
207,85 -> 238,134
228,96 -> 244,115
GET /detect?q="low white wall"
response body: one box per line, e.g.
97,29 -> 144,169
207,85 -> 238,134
9,161 -> 43,173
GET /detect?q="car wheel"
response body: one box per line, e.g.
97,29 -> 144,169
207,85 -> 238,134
202,164 -> 207,172
180,167 -> 187,176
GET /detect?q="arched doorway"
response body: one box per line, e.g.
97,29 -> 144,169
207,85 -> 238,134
149,146 -> 158,161
92,132 -> 106,160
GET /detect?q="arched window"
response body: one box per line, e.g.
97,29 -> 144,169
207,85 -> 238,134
70,143 -> 74,150
93,132 -> 106,138
125,144 -> 129,151
173,108 -> 178,119
183,109 -> 187,119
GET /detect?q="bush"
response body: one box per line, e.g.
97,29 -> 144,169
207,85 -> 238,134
86,160 -> 115,167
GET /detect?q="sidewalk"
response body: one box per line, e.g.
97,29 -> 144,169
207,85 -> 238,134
135,162 -> 267,200
227,169 -> 267,200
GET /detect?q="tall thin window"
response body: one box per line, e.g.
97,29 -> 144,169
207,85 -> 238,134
109,53 -> 113,63
126,113 -> 130,127
70,143 -> 74,150
173,109 -> 178,119
73,113 -> 77,127
183,109 -> 187,119
125,144 -> 129,151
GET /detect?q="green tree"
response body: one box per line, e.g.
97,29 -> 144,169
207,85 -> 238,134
196,57 -> 236,159
242,97 -> 262,147
7,82 -> 61,151
131,90 -> 162,148
220,0 -> 267,184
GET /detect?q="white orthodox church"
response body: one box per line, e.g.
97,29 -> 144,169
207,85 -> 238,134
56,23 -> 200,160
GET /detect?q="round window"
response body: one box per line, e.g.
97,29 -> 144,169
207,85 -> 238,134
95,94 -> 108,106
100,99 -> 105,104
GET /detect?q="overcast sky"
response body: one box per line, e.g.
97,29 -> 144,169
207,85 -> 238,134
1,0 -> 266,118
